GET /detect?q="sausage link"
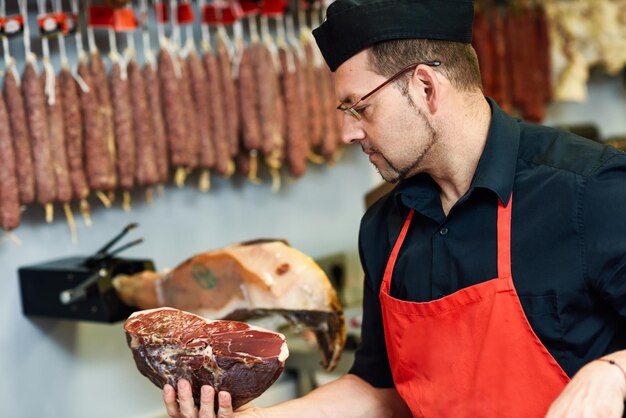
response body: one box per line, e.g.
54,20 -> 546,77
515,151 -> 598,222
186,50 -> 214,170
238,45 -> 262,152
490,7 -> 512,113
204,50 -> 232,176
110,62 -> 136,190
128,60 -> 158,188
303,42 -> 323,150
0,90 -> 21,230
319,67 -> 340,162
78,60 -> 115,191
3,71 -> 35,204
23,62 -> 56,205
178,56 -> 199,170
89,52 -> 117,190
279,47 -> 307,178
257,44 -> 284,168
216,38 -> 240,158
60,68 -> 89,200
43,71 -> 72,203
143,63 -> 169,183
158,48 -> 187,169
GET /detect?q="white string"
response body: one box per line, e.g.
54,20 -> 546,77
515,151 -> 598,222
0,0 -> 18,83
53,0 -> 69,68
37,0 -> 56,105
85,0 -> 97,53
18,0 -> 33,61
169,0 -> 180,48
68,0 -> 89,92
261,15 -> 280,74
197,0 -> 211,51
140,0 -> 155,66
277,16 -> 295,74
285,13 -> 303,61
152,0 -> 165,47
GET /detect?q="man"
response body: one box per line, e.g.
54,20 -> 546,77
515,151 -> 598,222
163,1 -> 626,417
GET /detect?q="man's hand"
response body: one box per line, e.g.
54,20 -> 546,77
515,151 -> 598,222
546,359 -> 626,418
162,379 -> 265,418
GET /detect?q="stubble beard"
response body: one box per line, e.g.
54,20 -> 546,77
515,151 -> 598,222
374,110 -> 438,184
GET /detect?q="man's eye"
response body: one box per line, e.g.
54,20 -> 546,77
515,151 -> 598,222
354,106 -> 367,114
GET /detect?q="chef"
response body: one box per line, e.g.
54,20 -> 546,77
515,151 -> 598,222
164,1 -> 626,417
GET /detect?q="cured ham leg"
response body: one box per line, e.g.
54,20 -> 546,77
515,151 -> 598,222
114,240 -> 346,371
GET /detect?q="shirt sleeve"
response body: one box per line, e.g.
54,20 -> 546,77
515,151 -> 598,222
583,152 -> 626,315
348,272 -> 395,388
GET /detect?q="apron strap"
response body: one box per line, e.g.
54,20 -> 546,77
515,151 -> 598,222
497,195 -> 513,279
381,209 -> 415,292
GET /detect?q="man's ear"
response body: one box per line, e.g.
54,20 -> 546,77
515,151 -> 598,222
411,65 -> 439,114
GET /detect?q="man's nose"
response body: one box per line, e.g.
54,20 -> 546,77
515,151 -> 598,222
340,114 -> 366,145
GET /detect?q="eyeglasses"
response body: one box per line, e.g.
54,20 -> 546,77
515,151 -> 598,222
337,60 -> 441,120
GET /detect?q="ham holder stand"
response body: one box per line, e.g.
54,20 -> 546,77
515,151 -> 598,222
18,223 -> 155,322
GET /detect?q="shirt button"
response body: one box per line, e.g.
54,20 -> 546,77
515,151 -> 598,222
439,227 -> 448,236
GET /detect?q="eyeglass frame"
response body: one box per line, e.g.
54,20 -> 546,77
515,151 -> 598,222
337,60 -> 442,120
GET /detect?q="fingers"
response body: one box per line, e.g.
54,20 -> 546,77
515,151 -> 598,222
163,384 -> 182,418
177,379 -> 198,418
216,392 -> 234,418
198,386 -> 215,418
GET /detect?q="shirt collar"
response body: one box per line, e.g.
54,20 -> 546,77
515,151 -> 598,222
394,97 -> 520,211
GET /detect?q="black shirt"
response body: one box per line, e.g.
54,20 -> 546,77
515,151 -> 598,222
349,98 -> 626,388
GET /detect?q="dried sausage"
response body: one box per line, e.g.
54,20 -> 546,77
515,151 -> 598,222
257,44 -> 284,171
187,50 -> 215,172
204,50 -> 232,177
43,70 -> 72,203
23,61 -> 56,205
238,45 -> 262,153
158,48 -> 186,169
178,56 -> 200,171
143,63 -> 169,184
0,89 -> 21,230
89,52 -> 117,190
110,61 -> 136,190
78,59 -> 116,191
60,67 -> 89,201
128,60 -> 158,188
3,70 -> 35,205
279,47 -> 307,178
216,38 -> 240,158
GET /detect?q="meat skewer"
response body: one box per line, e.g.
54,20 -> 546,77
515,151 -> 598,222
20,0 -> 56,223
2,11 -> 34,207
109,28 -> 136,211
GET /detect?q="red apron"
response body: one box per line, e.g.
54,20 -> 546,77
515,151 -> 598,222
380,196 -> 570,417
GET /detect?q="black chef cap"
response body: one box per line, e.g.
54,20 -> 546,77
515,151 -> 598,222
313,0 -> 475,72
